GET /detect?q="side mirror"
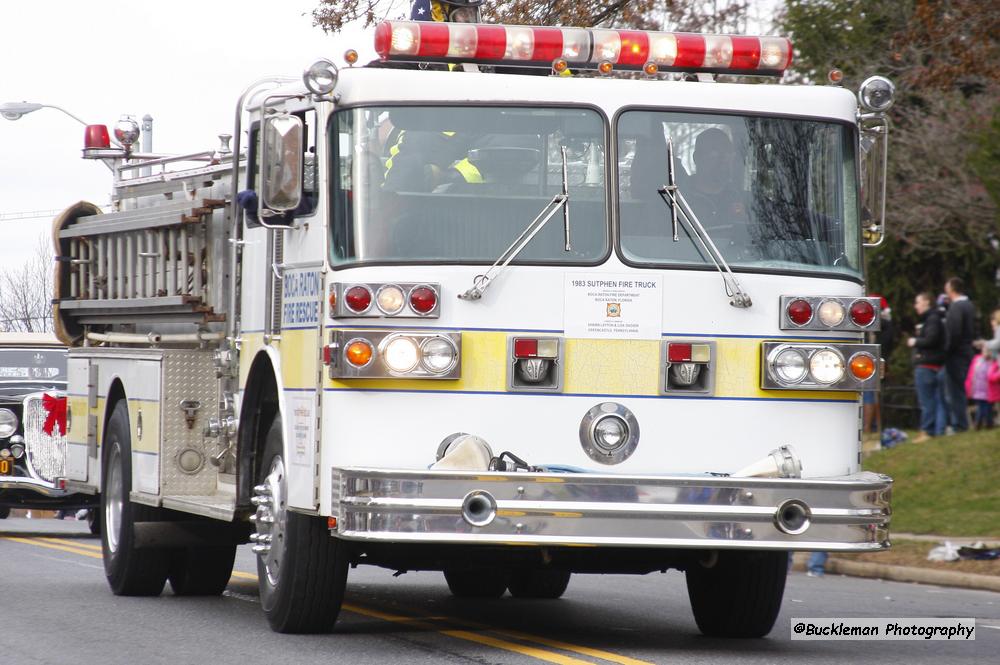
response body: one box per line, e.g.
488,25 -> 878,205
860,115 -> 889,247
260,113 -> 304,220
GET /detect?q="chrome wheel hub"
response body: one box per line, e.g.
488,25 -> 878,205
105,444 -> 123,553
251,456 -> 286,587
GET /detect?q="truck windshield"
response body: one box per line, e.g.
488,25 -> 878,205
330,106 -> 608,266
618,110 -> 861,278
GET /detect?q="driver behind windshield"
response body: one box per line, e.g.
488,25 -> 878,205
686,127 -> 748,226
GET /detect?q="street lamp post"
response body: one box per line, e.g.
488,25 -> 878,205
1,101 -> 124,148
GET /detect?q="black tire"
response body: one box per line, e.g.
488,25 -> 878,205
443,569 -> 509,598
101,400 -> 170,596
0,506 -> 10,519
507,569 -> 571,599
86,508 -> 101,536
256,416 -> 348,633
685,550 -> 788,638
168,545 -> 237,596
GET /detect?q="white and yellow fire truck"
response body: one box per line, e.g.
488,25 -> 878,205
49,21 -> 894,637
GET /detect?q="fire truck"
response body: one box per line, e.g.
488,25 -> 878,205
49,20 -> 894,637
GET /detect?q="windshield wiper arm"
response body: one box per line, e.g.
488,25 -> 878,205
459,146 -> 571,301
657,136 -> 752,309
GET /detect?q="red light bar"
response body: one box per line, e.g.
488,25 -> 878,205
374,21 -> 792,75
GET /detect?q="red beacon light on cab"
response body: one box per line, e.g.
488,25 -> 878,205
374,20 -> 792,76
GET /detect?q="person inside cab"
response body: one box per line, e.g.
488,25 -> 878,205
686,127 -> 747,227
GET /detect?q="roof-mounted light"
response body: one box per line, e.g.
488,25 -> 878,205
858,75 -> 895,113
303,58 -> 339,96
373,21 -> 792,75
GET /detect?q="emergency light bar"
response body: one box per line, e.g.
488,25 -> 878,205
374,21 -> 792,75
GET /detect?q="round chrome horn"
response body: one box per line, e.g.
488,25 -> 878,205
461,490 -> 497,527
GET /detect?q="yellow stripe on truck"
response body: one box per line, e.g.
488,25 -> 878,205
238,329 -> 855,402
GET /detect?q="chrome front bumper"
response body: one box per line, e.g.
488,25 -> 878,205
0,475 -> 70,498
332,468 -> 892,552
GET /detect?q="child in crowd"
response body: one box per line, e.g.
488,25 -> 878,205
965,345 -> 1000,429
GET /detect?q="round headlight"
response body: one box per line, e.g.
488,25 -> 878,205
593,415 -> 629,452
9,442 -> 25,459
0,408 -> 17,439
382,336 -> 420,373
809,349 -> 846,384
772,348 -> 807,384
421,337 -> 458,374
817,300 -> 846,327
375,285 -> 405,315
858,76 -> 895,113
303,58 -> 339,96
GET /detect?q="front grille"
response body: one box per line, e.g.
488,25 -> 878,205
23,394 -> 66,482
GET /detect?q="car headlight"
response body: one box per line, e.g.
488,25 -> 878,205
809,349 -> 846,384
0,408 -> 17,438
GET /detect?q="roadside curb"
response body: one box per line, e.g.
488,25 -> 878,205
826,558 -> 1000,592
792,553 -> 1000,592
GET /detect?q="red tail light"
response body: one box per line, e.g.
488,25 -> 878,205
345,285 -> 373,313
668,343 -> 692,362
786,299 -> 813,326
849,299 -> 876,327
409,285 -> 438,315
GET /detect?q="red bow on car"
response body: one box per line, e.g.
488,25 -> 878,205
42,393 -> 67,437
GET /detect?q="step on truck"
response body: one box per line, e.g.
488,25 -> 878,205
52,20 -> 894,637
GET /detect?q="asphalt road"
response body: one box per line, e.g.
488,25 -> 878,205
1,518 -> 997,665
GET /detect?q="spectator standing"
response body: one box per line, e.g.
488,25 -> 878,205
942,278 -> 977,432
965,347 -> 999,429
907,292 -> 947,442
975,308 -> 1000,355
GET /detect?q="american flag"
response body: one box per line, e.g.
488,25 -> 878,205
410,0 -> 433,21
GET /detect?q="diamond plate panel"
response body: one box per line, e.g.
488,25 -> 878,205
160,350 -> 219,496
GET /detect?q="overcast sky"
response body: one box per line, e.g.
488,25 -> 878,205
0,0 -> 377,267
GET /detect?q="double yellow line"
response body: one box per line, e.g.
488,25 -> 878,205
6,537 -> 652,665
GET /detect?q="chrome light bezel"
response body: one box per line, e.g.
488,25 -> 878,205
330,329 -> 461,380
858,75 -> 895,113
779,296 -> 881,332
331,282 -> 441,319
303,58 -> 339,96
762,342 -> 881,391
579,402 -> 640,465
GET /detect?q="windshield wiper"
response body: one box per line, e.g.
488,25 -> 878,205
657,136 -> 752,308
459,146 -> 571,301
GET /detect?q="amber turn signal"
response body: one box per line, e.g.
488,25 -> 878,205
345,340 -> 374,367
849,353 -> 876,381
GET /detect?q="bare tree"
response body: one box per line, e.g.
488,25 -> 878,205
0,234 -> 54,333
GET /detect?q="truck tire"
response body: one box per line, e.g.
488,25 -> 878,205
443,569 -> 508,598
507,569 -> 571,599
685,550 -> 787,638
168,545 -> 237,596
101,400 -> 170,596
256,416 -> 348,633
0,507 -> 10,519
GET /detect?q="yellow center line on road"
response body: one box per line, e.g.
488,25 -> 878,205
42,537 -> 103,552
1,536 -> 103,560
231,570 -> 652,665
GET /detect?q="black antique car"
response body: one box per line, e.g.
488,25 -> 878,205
0,333 -> 99,530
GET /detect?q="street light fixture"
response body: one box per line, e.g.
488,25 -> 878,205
0,101 -> 90,127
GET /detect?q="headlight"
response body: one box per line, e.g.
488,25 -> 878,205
858,75 -> 895,113
772,348 -> 807,384
0,408 -> 17,438
809,349 -> 845,384
593,415 -> 629,452
381,335 -> 420,373
303,58 -> 338,96
421,337 -> 458,374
